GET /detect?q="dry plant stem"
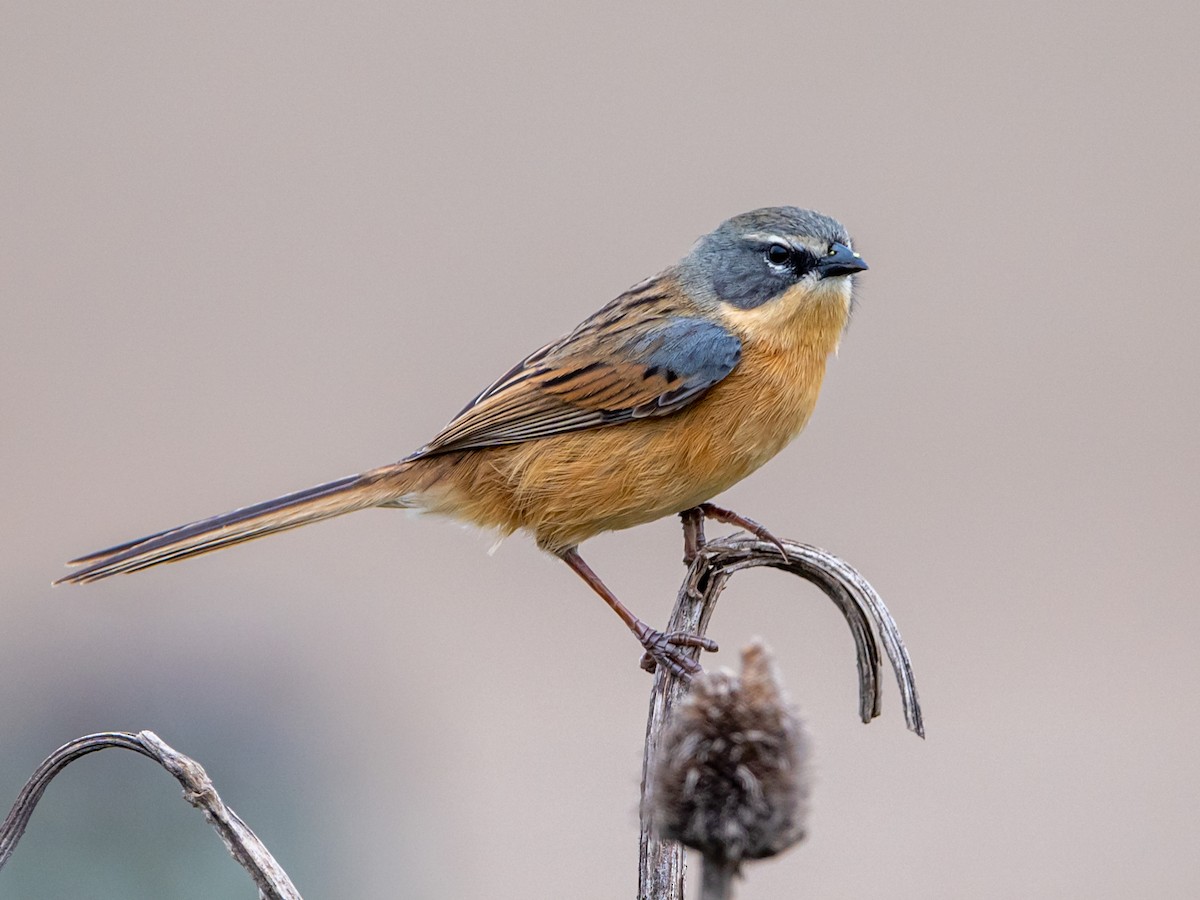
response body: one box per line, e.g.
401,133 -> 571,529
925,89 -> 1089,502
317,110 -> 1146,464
0,730 -> 302,900
701,859 -> 737,900
638,534 -> 923,900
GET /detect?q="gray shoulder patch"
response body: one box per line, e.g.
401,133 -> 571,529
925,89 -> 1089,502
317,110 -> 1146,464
636,318 -> 741,380
626,318 -> 741,415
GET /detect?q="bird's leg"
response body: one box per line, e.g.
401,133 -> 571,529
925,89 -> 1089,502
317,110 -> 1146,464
697,502 -> 789,561
680,507 -> 707,566
558,547 -> 717,678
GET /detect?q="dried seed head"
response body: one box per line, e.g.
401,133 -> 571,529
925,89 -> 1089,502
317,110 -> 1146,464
650,639 -> 810,867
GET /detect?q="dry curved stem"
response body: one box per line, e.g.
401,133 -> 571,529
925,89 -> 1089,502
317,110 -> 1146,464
0,730 -> 302,900
639,533 -> 923,899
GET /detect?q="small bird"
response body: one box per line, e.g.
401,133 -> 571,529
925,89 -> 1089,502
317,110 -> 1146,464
57,207 -> 867,677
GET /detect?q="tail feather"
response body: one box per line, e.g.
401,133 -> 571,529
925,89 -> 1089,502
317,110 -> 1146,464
56,467 -> 410,585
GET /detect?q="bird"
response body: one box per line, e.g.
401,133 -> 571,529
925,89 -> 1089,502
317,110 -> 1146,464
56,206 -> 868,678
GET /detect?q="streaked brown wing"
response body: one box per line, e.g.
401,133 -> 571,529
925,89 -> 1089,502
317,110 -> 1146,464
412,278 -> 742,457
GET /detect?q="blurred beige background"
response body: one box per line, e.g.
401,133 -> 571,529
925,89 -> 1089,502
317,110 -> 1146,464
3,2 -> 1198,898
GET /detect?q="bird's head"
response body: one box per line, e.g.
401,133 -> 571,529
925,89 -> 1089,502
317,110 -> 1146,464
679,207 -> 867,336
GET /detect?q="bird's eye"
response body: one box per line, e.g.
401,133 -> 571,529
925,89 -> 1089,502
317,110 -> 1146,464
765,244 -> 792,267
827,246 -> 837,256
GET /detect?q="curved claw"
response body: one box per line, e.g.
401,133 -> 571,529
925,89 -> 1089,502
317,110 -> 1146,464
638,629 -> 719,678
698,503 -> 789,562
747,523 -> 789,562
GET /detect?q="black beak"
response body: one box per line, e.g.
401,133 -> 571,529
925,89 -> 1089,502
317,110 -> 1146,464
816,242 -> 868,278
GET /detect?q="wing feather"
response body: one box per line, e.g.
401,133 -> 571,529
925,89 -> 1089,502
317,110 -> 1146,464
411,278 -> 741,457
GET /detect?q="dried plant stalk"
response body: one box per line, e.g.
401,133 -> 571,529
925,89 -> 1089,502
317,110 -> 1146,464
639,534 -> 923,899
0,730 -> 302,900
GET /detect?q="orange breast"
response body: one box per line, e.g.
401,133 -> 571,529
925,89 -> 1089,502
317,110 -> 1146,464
414,291 -> 849,552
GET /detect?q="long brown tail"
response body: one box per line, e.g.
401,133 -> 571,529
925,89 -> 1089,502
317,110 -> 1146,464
55,463 -> 416,585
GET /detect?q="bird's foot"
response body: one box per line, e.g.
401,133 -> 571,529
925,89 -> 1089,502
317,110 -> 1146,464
556,546 -> 717,679
698,503 -> 789,561
637,628 -> 718,678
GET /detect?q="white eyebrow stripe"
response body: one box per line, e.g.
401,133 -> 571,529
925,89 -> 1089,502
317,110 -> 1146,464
742,232 -> 790,244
